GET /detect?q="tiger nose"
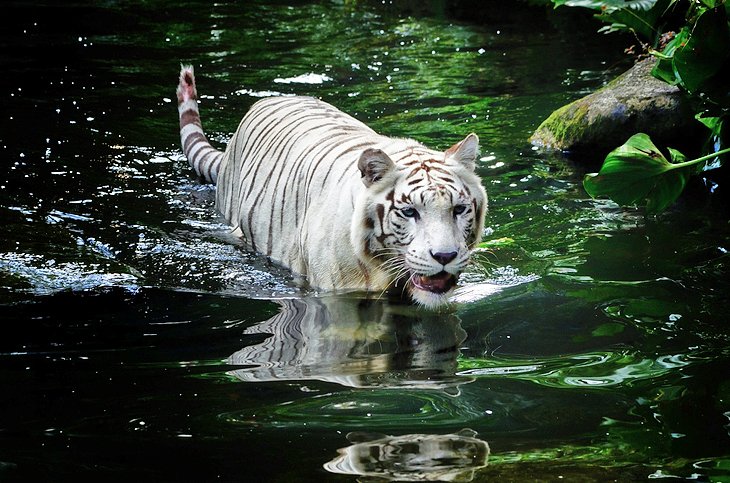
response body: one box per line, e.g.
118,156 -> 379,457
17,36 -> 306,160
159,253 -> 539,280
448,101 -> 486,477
431,250 -> 458,265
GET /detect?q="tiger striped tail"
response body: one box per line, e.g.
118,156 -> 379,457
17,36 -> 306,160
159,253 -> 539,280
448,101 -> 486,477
176,65 -> 223,184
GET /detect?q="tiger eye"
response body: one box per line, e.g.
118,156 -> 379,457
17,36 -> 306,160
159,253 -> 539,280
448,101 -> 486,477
401,207 -> 418,218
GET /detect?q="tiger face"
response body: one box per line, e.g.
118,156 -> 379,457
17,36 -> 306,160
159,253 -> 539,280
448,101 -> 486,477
352,134 -> 487,308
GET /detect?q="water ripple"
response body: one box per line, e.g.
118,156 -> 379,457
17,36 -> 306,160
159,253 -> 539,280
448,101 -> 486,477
218,391 -> 486,430
456,349 -> 702,389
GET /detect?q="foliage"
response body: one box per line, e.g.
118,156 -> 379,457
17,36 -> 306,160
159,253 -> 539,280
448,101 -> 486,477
553,0 -> 673,42
652,6 -> 730,97
583,133 -> 730,213
553,0 -> 730,212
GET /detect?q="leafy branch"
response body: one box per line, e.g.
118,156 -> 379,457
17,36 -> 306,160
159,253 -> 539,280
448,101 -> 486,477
554,0 -> 675,40
552,0 -> 730,213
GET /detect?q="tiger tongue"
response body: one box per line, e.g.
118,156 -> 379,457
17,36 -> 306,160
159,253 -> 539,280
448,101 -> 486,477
413,272 -> 456,294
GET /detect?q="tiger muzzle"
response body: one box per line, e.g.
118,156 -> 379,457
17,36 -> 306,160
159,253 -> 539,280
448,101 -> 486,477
410,271 -> 458,294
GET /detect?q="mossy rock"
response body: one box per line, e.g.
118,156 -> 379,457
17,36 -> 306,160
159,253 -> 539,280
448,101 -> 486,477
530,58 -> 698,157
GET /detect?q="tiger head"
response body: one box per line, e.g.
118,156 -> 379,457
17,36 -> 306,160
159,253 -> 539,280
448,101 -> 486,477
352,133 -> 488,308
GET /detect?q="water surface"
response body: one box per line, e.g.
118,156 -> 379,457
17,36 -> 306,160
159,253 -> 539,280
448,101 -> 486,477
2,1 -> 730,481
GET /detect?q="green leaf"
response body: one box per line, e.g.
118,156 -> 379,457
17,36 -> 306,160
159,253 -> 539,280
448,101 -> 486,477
553,0 -> 674,40
551,0 -> 660,37
583,133 -> 691,213
597,23 -> 629,34
696,114 -> 729,170
673,7 -> 730,95
596,5 -> 661,39
553,0 -> 658,10
651,28 -> 690,85
667,147 -> 687,164
696,113 -> 723,133
698,0 -> 719,8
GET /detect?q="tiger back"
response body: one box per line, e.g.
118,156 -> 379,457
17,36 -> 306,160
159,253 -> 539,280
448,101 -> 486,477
177,65 -> 488,307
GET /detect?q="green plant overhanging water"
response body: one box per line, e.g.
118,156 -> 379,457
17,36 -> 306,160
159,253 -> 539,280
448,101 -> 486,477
552,0 -> 730,213
584,133 -> 730,213
552,0 -> 673,42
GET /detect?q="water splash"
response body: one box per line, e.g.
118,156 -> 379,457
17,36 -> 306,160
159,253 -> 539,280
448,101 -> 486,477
0,252 -> 138,295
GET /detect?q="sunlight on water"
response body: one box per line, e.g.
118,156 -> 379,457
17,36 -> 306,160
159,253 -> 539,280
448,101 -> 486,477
273,72 -> 333,84
0,252 -> 139,295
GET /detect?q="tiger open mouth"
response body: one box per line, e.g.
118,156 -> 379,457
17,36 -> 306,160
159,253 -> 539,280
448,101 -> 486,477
410,271 -> 458,294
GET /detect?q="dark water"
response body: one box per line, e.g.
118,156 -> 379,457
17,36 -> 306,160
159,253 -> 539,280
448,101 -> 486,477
2,1 -> 730,481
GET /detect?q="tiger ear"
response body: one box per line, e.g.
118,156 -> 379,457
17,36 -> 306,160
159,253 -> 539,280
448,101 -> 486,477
358,148 -> 395,187
445,133 -> 479,171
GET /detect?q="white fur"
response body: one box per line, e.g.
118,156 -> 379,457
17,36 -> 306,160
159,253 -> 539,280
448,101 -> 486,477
205,96 -> 487,307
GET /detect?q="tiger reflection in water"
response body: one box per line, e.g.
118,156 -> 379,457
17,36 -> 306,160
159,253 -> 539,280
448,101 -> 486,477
323,429 -> 489,482
228,297 -> 489,480
227,295 -> 471,390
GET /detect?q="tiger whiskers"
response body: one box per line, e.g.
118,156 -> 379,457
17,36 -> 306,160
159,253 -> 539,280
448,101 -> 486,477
378,256 -> 405,276
471,248 -> 497,266
373,247 -> 403,258
375,264 -> 411,302
466,250 -> 496,278
374,248 -> 405,270
372,249 -> 410,301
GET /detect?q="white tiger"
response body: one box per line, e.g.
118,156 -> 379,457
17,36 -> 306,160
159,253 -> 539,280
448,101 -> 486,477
176,65 -> 488,307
